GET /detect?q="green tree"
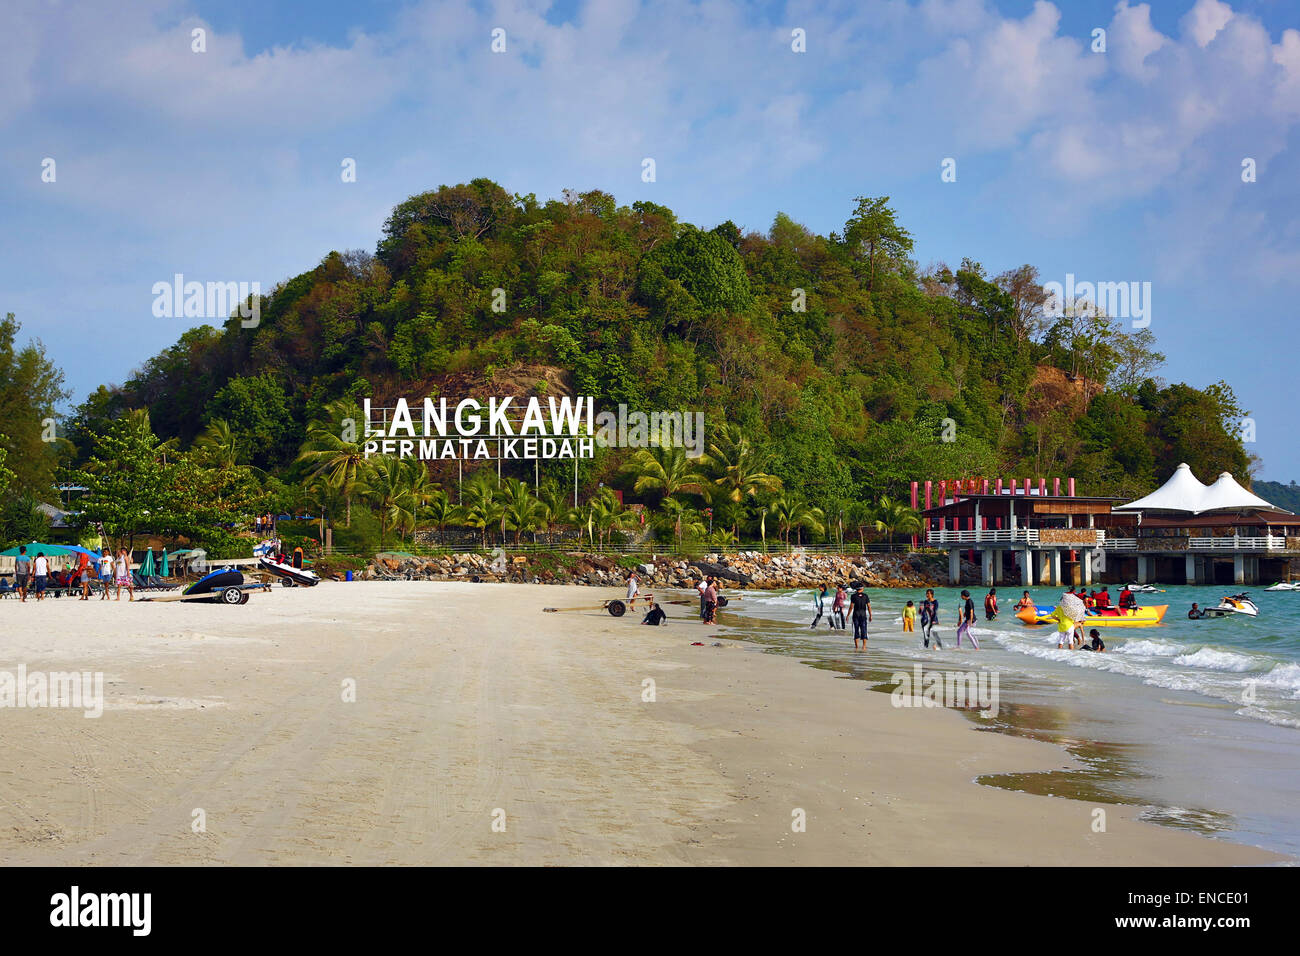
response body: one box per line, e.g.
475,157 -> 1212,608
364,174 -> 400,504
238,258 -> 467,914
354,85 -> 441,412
0,313 -> 69,494
298,400 -> 369,526
842,197 -> 914,292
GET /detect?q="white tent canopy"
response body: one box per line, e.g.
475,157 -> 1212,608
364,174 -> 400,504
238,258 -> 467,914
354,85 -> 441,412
1199,472 -> 1285,513
1114,463 -> 1290,515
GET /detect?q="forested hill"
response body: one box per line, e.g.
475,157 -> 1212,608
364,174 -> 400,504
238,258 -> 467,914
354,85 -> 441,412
1254,481 -> 1300,514
66,178 -> 1251,502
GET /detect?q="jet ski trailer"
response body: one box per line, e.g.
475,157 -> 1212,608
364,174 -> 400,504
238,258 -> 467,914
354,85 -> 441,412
138,567 -> 271,605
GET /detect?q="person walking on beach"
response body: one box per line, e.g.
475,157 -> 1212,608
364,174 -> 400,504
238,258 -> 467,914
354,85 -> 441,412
625,570 -> 640,611
115,548 -> 133,601
956,589 -> 979,649
32,552 -> 49,601
78,555 -> 92,600
810,583 -> 829,629
703,578 -> 718,625
984,587 -> 998,620
902,600 -> 916,633
98,549 -> 114,601
14,545 -> 30,602
696,577 -> 707,621
832,584 -> 847,630
849,586 -> 872,649
920,589 -> 941,648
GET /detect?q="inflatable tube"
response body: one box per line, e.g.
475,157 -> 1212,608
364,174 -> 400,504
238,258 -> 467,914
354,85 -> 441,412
1016,604 -> 1168,628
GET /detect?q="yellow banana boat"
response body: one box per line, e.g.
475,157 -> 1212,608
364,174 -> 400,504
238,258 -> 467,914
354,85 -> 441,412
1016,604 -> 1168,628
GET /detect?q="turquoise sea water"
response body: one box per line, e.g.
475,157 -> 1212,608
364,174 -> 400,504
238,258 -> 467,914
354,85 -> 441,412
720,584 -> 1300,858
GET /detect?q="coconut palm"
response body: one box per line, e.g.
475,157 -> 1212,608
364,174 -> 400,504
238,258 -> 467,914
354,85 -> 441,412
461,472 -> 503,548
592,487 -> 633,550
298,399 -> 369,526
500,478 -> 541,545
535,483 -> 573,543
193,419 -> 242,471
847,500 -> 877,551
825,499 -> 851,548
623,445 -> 707,501
423,489 -> 462,546
703,424 -> 782,526
362,457 -> 414,551
769,494 -> 825,547
873,496 -> 922,545
658,497 -> 707,548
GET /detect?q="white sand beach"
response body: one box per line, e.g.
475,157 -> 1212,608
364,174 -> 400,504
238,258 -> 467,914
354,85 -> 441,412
0,581 -> 1283,865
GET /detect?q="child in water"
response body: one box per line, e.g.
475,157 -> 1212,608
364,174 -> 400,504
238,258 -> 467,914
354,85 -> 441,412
902,601 -> 916,633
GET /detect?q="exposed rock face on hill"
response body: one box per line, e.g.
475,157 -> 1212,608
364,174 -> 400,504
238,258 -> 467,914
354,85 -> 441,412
361,550 -> 972,589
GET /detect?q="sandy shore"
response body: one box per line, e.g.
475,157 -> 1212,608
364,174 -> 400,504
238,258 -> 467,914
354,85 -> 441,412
0,581 -> 1283,865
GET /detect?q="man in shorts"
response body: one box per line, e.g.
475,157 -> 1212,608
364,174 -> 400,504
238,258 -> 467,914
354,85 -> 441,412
14,545 -> 31,602
32,552 -> 49,601
98,549 -> 114,601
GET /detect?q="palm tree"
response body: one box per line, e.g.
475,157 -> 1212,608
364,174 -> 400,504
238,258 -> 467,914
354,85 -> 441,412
825,499 -> 851,549
847,500 -> 877,551
298,399 -> 368,526
769,494 -> 825,547
362,457 -> 414,551
423,489 -> 462,546
623,445 -> 707,501
536,484 -> 573,543
304,477 -> 342,547
703,424 -> 782,532
461,473 -> 502,549
873,496 -> 922,545
591,487 -> 632,550
500,478 -> 541,546
193,419 -> 241,471
399,458 -> 438,540
658,497 -> 705,549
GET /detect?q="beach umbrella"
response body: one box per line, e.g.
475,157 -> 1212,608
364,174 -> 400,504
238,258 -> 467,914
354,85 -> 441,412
140,550 -> 156,576
1058,591 -> 1086,621
0,541 -> 78,557
160,550 -> 169,577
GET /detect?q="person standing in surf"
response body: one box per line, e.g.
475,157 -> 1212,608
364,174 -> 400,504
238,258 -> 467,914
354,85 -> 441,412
832,584 -> 848,630
920,589 -> 941,649
956,589 -> 979,649
849,586 -> 872,649
810,583 -> 829,629
984,587 -> 998,620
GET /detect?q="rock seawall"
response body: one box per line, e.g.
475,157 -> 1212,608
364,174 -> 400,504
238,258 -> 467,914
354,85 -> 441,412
361,550 -> 973,590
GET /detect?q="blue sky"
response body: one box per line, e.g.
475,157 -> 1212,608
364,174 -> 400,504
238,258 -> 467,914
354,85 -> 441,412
2,0 -> 1298,479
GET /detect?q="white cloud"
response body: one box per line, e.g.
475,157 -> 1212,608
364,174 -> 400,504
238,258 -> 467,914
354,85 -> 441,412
1181,0 -> 1234,48
1110,1 -> 1169,79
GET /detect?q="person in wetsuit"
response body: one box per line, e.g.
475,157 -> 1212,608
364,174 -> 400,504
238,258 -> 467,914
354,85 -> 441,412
641,600 -> 667,626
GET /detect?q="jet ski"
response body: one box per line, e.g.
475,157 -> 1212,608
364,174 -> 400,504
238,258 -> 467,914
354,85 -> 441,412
1264,581 -> 1300,592
1123,583 -> 1164,593
1201,594 -> 1260,617
258,556 -> 321,588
